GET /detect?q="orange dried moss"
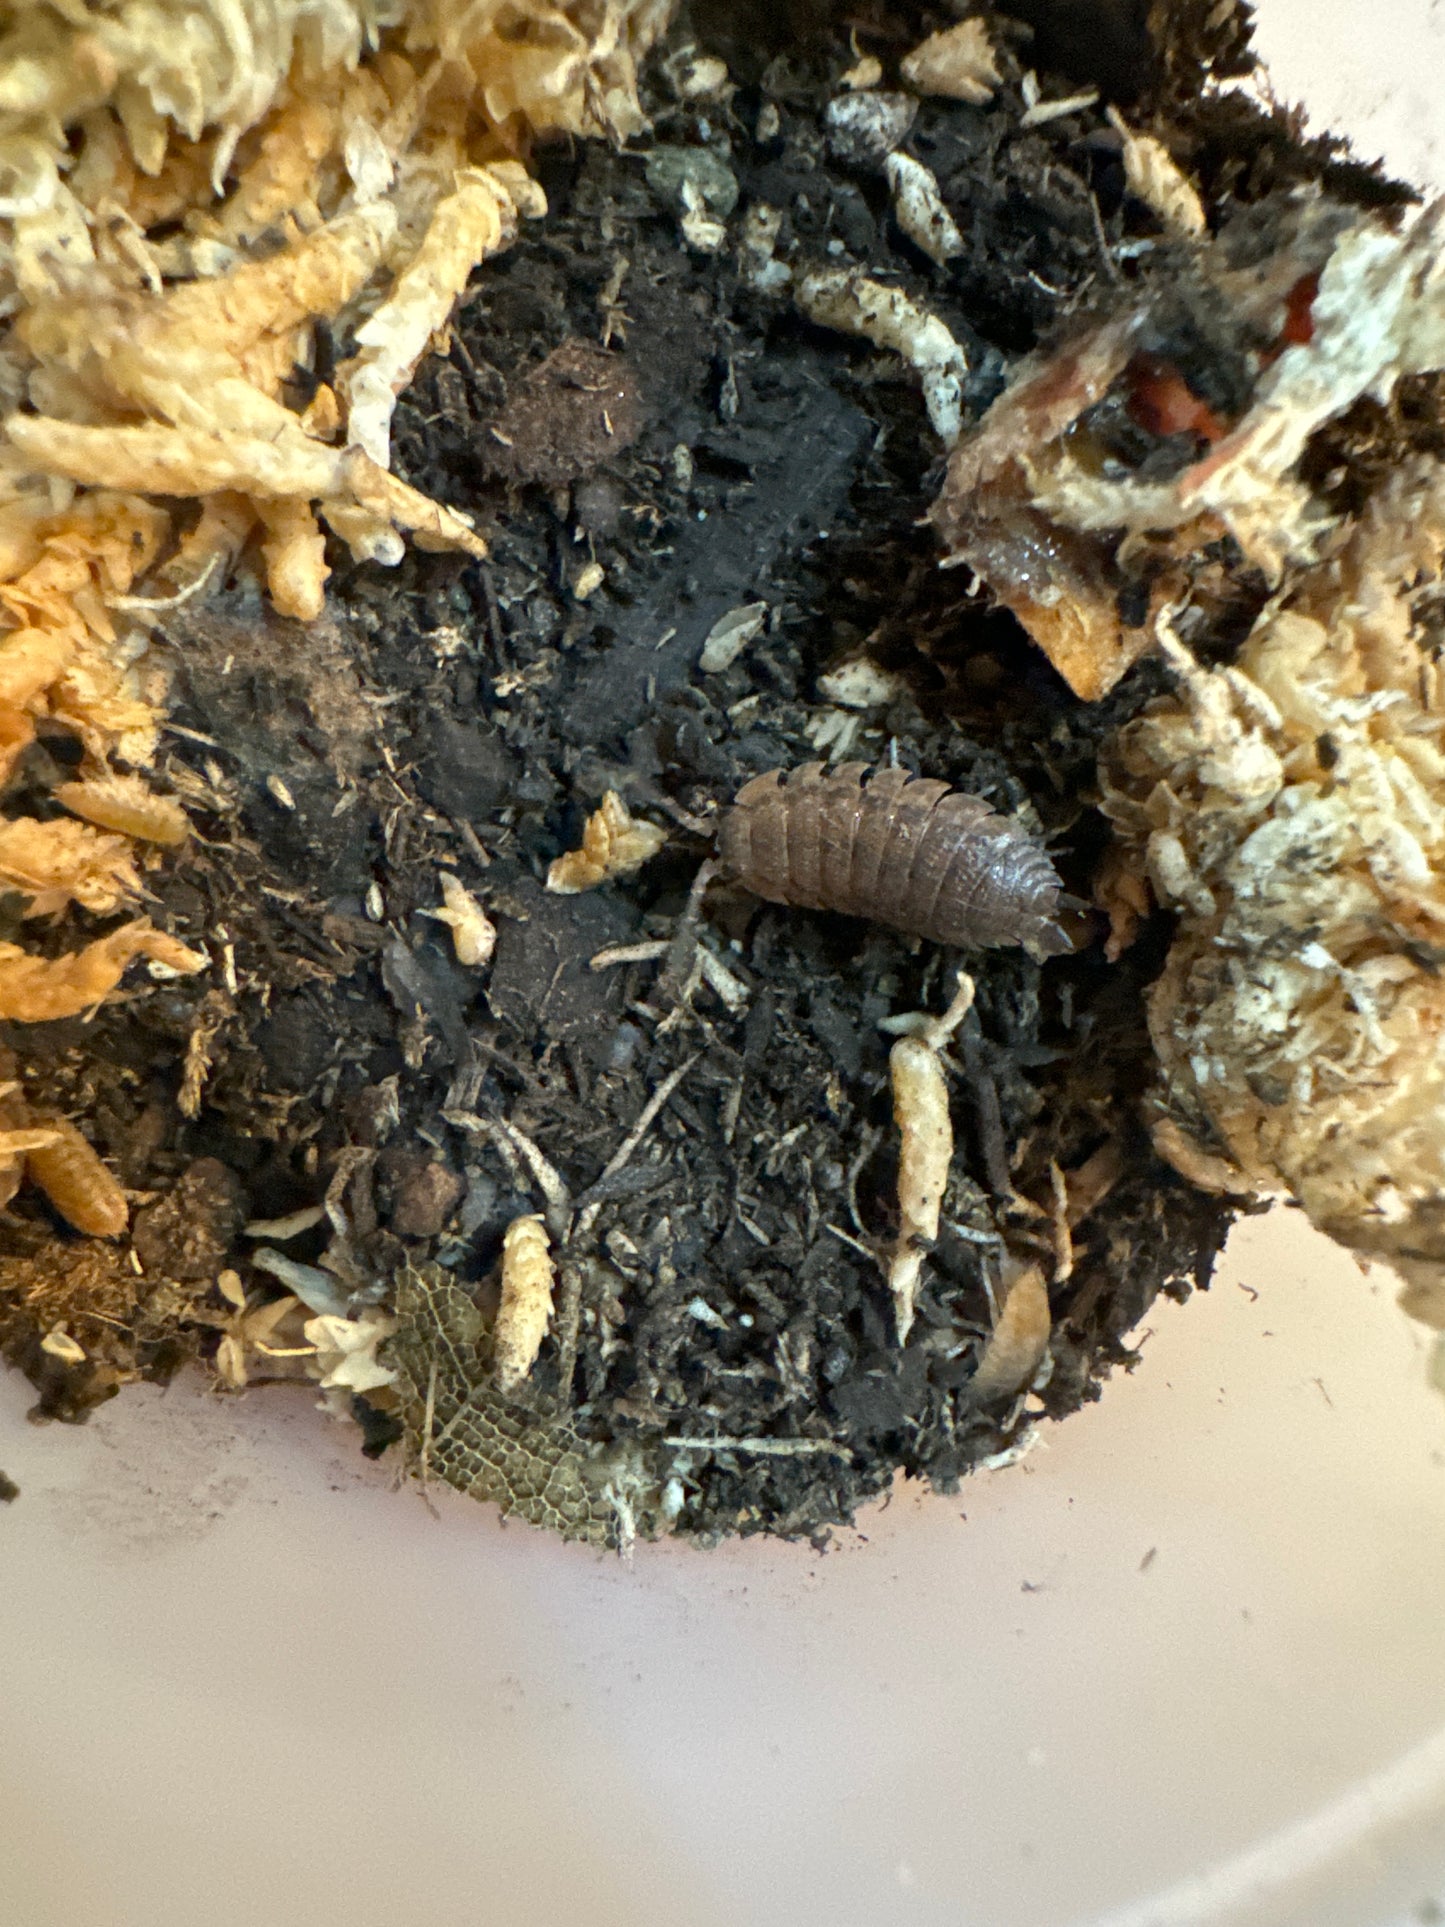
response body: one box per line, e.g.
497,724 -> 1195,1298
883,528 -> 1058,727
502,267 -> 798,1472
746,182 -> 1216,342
0,923 -> 205,1023
25,1121 -> 130,1239
53,773 -> 189,848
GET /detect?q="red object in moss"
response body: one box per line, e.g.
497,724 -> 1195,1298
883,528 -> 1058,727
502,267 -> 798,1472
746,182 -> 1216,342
1277,270 -> 1320,349
1125,353 -> 1229,443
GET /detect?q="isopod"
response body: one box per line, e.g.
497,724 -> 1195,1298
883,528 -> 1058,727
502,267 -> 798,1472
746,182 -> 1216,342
718,762 -> 1069,955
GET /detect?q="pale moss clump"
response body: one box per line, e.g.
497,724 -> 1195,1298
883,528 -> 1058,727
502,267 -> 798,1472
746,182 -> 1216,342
1103,459 -> 1445,1327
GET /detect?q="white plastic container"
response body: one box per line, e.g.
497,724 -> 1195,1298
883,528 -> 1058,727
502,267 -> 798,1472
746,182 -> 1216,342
3,9 -> 1445,1924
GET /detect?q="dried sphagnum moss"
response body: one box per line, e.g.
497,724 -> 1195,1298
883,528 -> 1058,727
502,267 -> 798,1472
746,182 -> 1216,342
933,202 -> 1445,699
1103,459 -> 1445,1326
546,790 -> 669,893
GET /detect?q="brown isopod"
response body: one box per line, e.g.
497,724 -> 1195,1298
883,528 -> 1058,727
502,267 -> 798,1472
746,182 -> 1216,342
718,761 -> 1070,955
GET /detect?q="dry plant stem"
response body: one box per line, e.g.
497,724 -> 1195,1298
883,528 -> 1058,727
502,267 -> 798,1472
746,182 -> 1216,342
457,1112 -> 571,1236
657,858 -> 717,1006
573,1051 -> 702,1242
1048,1159 -> 1073,1282
420,1357 -> 439,1494
597,1053 -> 701,1190
590,939 -> 669,970
551,1260 -> 585,1409
960,1020 -> 1014,1200
887,971 -> 976,1343
662,1435 -> 851,1457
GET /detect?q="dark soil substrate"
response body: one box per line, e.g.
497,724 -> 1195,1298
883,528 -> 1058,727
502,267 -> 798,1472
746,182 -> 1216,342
0,2 -> 1409,1543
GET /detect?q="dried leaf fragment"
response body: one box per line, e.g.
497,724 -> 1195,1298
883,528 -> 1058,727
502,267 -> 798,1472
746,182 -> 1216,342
1107,109 -> 1207,238
387,1261 -> 648,1547
206,1274 -> 306,1392
547,791 -> 667,893
699,601 -> 768,673
25,1118 -> 129,1237
40,1325 -> 88,1366
900,19 -> 1002,103
493,1213 -> 556,1394
971,1262 -> 1051,1402
841,53 -> 883,91
1018,81 -> 1099,129
0,920 -> 205,1021
304,1309 -> 398,1412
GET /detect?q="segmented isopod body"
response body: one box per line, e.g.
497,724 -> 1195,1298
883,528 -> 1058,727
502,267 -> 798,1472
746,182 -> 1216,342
718,762 -> 1068,954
